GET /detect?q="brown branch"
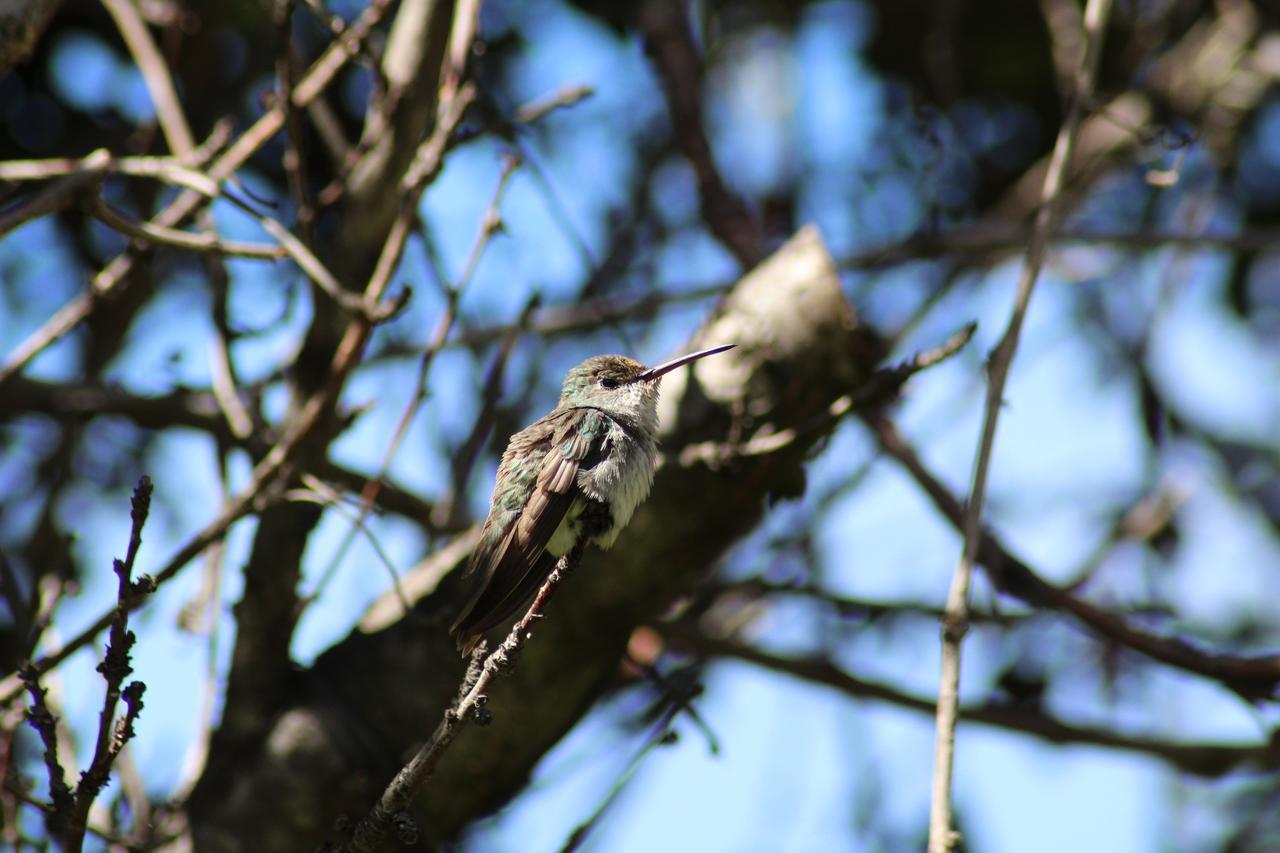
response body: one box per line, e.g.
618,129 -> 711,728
0,0 -> 393,389
101,0 -> 196,158
0,375 -> 439,526
291,3 -> 485,611
205,256 -> 256,441
835,224 -> 1280,271
676,322 -> 973,468
339,546 -> 584,852
170,443 -> 234,801
68,478 -> 154,852
639,0 -> 760,267
0,150 -> 214,183
19,477 -> 154,851
513,84 -> 595,124
868,413 -> 1280,700
928,2 -> 1113,849
0,152 -> 109,237
53,153 -> 401,321
407,221 -> 1280,359
1,779 -> 130,848
426,160 -> 528,529
340,0 -> 465,256
702,578 -> 1029,629
85,197 -> 286,260
188,3 -> 473,824
684,631 -> 1280,779
274,0 -> 316,247
18,667 -> 72,837
176,226 -> 881,847
360,80 -> 476,314
0,289 -> 414,706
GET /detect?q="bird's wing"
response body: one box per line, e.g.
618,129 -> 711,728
451,408 -> 611,652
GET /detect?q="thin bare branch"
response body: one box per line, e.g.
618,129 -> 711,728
513,84 -> 594,124
638,0 -> 760,266
929,3 -> 1114,848
0,0 -> 393,388
339,545 -> 585,852
101,0 -> 196,157
85,197 -> 286,259
686,631 -> 1280,779
68,477 -> 154,852
676,323 -> 974,468
18,478 -> 154,850
868,413 -> 1280,699
0,153 -> 108,237
274,0 -> 316,246
307,155 -> 520,608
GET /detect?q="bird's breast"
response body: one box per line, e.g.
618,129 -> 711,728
576,424 -> 656,549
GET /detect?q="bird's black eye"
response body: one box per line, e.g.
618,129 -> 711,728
600,377 -> 620,389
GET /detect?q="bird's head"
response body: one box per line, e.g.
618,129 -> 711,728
556,345 -> 735,425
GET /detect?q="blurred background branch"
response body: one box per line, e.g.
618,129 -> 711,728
0,1 -> 1278,851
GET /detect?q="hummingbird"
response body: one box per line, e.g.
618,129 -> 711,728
451,344 -> 735,655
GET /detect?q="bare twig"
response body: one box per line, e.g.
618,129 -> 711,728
684,631 -> 1280,779
927,2 -> 1113,850
561,697 -> 686,853
0,325 -> 382,706
0,154 -> 108,237
0,0 -> 393,388
67,478 -> 154,851
172,443 -> 235,800
428,304 -> 528,529
868,413 -> 1280,699
335,222 -> 1280,361
639,0 -> 760,266
676,323 -> 975,468
77,154 -> 399,321
700,577 -> 1027,628
513,84 -> 594,124
1060,479 -> 1189,591
289,474 -> 413,616
339,546 -> 585,852
834,223 -> 1280,271
18,666 -> 73,837
274,0 -> 316,246
300,81 -> 496,612
101,0 -> 196,158
15,260 -> 400,701
85,197 -> 286,259
3,299 -> 419,734
111,746 -> 151,848
350,72 -> 475,348
205,258 -> 257,440
0,376 -> 440,525
19,477 -> 154,851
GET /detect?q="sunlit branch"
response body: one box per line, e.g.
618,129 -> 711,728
0,0 -> 393,388
101,0 -> 196,158
928,2 -> 1115,849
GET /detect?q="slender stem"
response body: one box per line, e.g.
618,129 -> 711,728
342,547 -> 583,852
925,1 -> 1114,851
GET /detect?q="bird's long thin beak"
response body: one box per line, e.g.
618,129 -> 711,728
637,343 -> 735,381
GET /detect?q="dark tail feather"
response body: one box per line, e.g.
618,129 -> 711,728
450,550 -> 557,656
